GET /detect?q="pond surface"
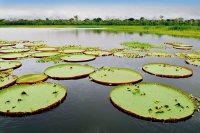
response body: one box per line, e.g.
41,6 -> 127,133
0,28 -> 200,133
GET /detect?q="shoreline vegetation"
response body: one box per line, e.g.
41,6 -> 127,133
0,18 -> 200,38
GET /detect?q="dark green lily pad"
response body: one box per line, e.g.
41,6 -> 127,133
45,64 -> 95,79
0,82 -> 67,116
143,63 -> 193,78
89,67 -> 143,85
0,61 -> 22,71
110,82 -> 195,122
16,74 -> 48,84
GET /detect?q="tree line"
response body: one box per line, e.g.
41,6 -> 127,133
0,16 -> 200,26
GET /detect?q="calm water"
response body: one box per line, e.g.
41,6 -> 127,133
0,28 -> 200,133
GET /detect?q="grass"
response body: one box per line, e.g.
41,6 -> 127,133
1,25 -> 200,38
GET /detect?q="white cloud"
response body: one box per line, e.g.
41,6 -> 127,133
0,5 -> 200,20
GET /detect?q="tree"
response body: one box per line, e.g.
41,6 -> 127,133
74,15 -> 79,21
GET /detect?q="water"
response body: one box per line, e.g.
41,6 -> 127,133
0,28 -> 200,133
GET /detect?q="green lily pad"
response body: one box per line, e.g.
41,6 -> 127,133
186,59 -> 200,67
60,48 -> 85,54
61,54 -> 96,62
114,52 -> 144,58
173,46 -> 192,50
0,48 -> 30,53
0,82 -> 67,116
36,47 -> 58,52
84,50 -> 112,56
0,61 -> 22,71
0,43 -> 16,47
164,42 -> 182,46
89,67 -> 143,85
110,82 -> 195,122
0,53 -> 31,60
33,52 -> 59,58
143,63 -> 193,78
0,75 -> 18,89
16,74 -> 48,84
147,52 -> 174,58
45,64 -> 95,79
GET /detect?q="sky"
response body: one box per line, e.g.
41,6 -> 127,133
1,0 -> 200,5
0,0 -> 200,19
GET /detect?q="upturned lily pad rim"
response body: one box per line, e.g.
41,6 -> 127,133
61,54 -> 96,62
173,46 -> 192,50
44,64 -> 95,79
110,82 -> 195,122
33,52 -> 60,58
84,50 -> 112,56
0,82 -> 67,116
0,75 -> 18,90
89,67 -> 143,85
0,44 -> 16,47
16,73 -> 48,84
36,47 -> 58,52
0,48 -> 30,53
0,53 -> 31,60
60,49 -> 85,54
0,61 -> 22,71
142,62 -> 193,78
185,59 -> 200,67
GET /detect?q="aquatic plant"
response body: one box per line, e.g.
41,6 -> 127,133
121,41 -> 163,50
142,63 -> 193,78
110,82 -> 195,122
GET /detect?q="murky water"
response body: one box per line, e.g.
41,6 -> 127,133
0,28 -> 200,133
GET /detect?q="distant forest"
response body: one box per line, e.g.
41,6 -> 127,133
0,16 -> 200,26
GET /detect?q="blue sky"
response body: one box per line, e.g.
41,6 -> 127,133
1,0 -> 200,5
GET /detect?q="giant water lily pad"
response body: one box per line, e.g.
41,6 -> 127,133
114,52 -> 144,58
0,82 -> 67,116
0,75 -> 18,89
173,46 -> 192,50
45,64 -> 95,79
0,61 -> 22,71
110,82 -> 195,122
16,74 -> 48,84
89,67 -> 143,85
0,43 -> 16,47
142,63 -> 193,78
60,48 -> 85,54
36,47 -> 58,52
61,54 -> 96,62
0,53 -> 31,60
33,52 -> 59,58
0,48 -> 30,53
84,50 -> 112,56
147,52 -> 174,58
186,59 -> 200,67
